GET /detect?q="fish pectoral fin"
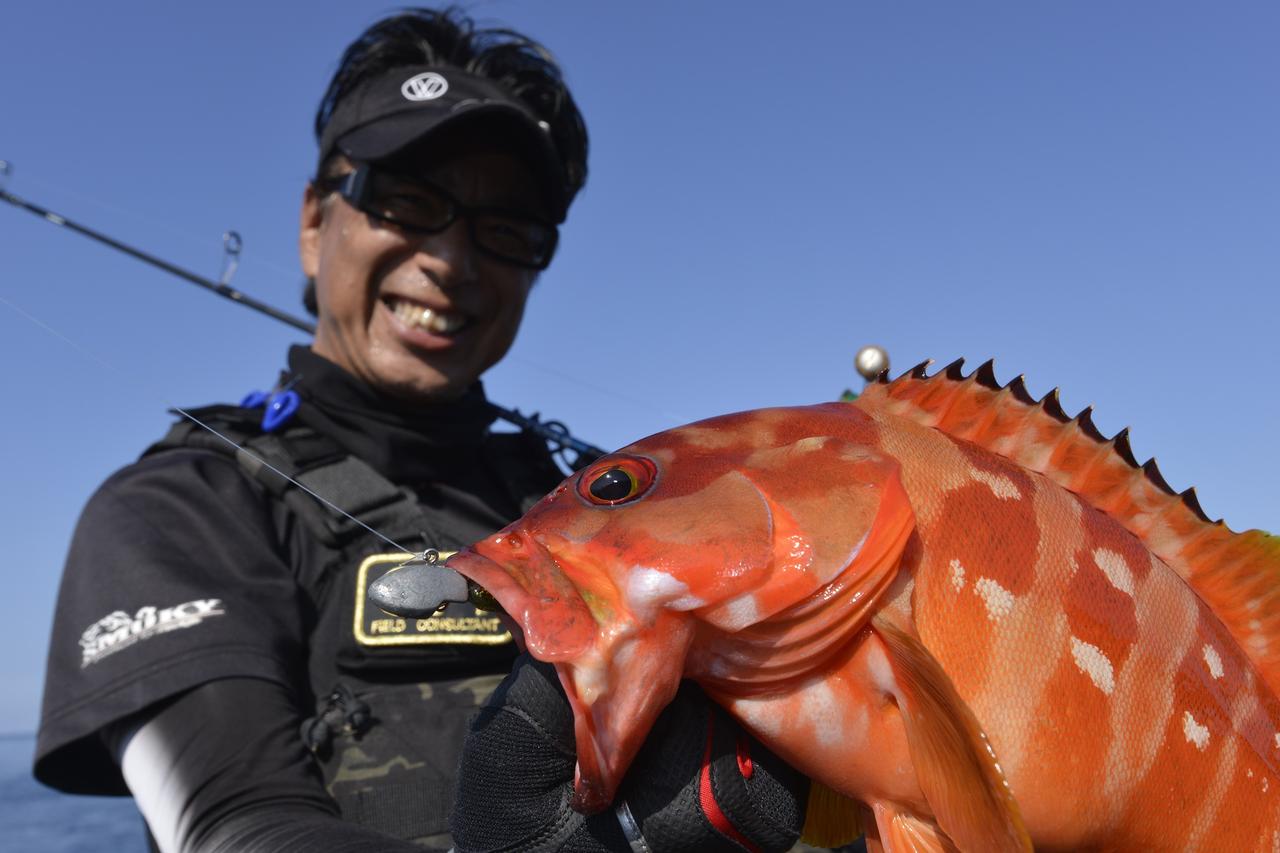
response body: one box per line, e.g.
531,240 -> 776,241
867,801 -> 959,853
872,616 -> 1032,853
799,778 -> 864,847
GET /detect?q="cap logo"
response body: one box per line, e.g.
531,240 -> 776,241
401,72 -> 449,102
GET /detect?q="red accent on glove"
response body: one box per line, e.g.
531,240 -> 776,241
698,715 -> 760,853
735,733 -> 754,780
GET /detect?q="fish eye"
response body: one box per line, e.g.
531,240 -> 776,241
577,456 -> 657,506
590,468 -> 635,501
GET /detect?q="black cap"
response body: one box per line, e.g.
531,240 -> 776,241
319,65 -> 569,222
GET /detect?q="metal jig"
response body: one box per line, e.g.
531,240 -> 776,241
369,548 -> 503,618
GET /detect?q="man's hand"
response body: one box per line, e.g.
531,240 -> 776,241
450,653 -> 810,853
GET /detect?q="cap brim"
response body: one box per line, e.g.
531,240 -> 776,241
337,105 -> 568,222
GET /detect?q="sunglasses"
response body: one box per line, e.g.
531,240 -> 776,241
331,162 -> 558,270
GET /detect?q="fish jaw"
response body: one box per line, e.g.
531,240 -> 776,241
448,535 -> 697,813
557,612 -> 695,812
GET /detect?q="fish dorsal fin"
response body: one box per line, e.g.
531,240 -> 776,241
854,358 -> 1280,697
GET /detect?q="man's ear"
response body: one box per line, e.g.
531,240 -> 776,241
299,183 -> 325,280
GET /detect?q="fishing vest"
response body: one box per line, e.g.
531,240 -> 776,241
145,404 -> 568,848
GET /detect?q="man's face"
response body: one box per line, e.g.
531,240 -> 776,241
300,139 -> 546,401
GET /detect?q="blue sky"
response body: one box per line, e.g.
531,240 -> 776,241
1,1 -> 1276,734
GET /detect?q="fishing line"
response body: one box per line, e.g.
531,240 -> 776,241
505,354 -> 691,424
0,293 -> 418,559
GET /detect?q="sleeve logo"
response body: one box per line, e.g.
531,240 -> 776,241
78,598 -> 225,667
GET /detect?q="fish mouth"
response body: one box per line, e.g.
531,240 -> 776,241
442,551 -> 533,652
448,538 -> 691,814
446,541 -> 597,662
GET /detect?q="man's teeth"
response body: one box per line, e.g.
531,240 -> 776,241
391,299 -> 466,334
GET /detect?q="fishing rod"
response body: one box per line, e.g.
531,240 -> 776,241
0,161 -> 605,468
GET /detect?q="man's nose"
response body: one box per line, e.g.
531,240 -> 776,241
414,219 -> 476,284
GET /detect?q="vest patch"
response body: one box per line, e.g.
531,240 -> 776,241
354,553 -> 512,646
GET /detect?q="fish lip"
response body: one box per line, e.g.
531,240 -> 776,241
445,550 -> 528,651
449,535 -> 598,659
445,549 -> 530,619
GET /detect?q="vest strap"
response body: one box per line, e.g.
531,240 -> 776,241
146,406 -> 425,549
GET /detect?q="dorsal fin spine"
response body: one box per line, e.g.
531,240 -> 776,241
1180,487 -> 1207,520
1076,406 -> 1098,438
1007,375 -> 1035,405
1112,429 -> 1137,467
975,359 -> 1000,389
908,359 -> 933,379
1041,388 -> 1068,422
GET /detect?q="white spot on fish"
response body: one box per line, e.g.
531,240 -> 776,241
949,559 -> 966,591
572,662 -> 606,707
805,682 -> 847,748
1183,711 -> 1210,751
1203,644 -> 1224,680
975,577 -> 1014,621
625,567 -> 705,613
706,654 -> 735,679
793,436 -> 829,452
732,696 -> 784,740
970,468 -> 1022,500
847,704 -> 870,750
1093,548 -> 1135,597
1265,777 -> 1271,794
1248,768 -> 1255,778
1274,733 -> 1280,751
712,594 -> 761,631
1070,636 -> 1115,695
866,641 -> 897,696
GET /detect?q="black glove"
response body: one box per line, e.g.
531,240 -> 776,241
450,652 -> 811,853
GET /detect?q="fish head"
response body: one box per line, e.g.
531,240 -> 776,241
448,403 -> 911,812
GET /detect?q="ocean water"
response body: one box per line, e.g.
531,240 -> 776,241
0,734 -> 147,852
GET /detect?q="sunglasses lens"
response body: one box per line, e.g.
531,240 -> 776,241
473,215 -> 555,268
344,165 -> 557,269
368,173 -> 454,231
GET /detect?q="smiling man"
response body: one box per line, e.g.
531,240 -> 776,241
33,8 -> 812,853
303,72 -> 568,402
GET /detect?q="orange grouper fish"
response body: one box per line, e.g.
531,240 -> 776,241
447,360 -> 1280,851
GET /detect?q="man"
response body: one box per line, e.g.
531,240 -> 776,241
35,8 -> 812,852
